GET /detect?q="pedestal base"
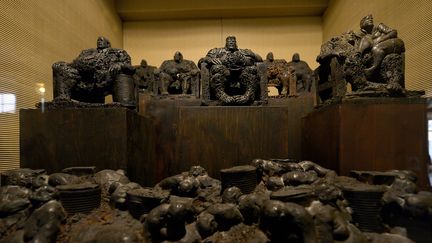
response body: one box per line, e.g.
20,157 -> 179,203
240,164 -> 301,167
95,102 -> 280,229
302,97 -> 430,188
20,108 -> 153,185
140,95 -> 314,184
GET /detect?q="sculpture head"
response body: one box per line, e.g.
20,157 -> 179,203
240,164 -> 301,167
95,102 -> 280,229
97,36 -> 111,50
140,59 -> 148,67
292,53 -> 300,62
360,14 -> 374,34
225,36 -> 238,51
266,52 -> 274,62
174,51 -> 183,63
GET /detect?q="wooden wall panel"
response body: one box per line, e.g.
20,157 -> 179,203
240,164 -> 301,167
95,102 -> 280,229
302,99 -> 430,188
140,96 -> 314,184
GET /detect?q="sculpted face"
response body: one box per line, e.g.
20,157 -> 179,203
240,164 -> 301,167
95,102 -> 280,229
360,15 -> 374,33
140,59 -> 148,67
266,52 -> 274,62
225,36 -> 238,51
97,37 -> 111,50
292,53 -> 300,62
174,51 -> 183,63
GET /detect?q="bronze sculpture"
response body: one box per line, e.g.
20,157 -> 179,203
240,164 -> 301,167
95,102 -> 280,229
0,161 -> 427,242
316,15 -> 422,102
264,52 -> 290,95
132,59 -> 156,92
287,53 -> 314,93
199,36 -> 266,105
156,51 -> 199,96
52,37 -> 135,107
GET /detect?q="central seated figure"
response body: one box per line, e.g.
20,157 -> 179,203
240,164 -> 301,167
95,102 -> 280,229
199,36 -> 265,105
157,51 -> 200,96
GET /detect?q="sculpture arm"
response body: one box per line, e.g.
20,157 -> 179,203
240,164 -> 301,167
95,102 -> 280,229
241,49 -> 263,65
201,48 -> 223,66
374,23 -> 398,44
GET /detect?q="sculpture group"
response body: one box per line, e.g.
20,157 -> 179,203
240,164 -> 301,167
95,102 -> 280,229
316,15 -> 422,102
51,15 -> 422,108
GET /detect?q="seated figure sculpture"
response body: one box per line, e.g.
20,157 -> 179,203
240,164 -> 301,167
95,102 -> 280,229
199,36 -> 264,105
156,51 -> 199,96
264,52 -> 290,95
287,53 -> 314,93
52,37 -> 135,106
316,15 -> 421,102
133,59 -> 156,92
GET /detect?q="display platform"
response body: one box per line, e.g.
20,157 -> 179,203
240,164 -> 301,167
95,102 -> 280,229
139,94 -> 314,184
301,97 -> 430,188
20,108 -> 154,185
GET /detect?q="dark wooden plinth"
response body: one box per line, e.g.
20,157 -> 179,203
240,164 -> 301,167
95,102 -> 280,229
20,108 -> 154,185
302,98 -> 430,188
140,95 -> 314,184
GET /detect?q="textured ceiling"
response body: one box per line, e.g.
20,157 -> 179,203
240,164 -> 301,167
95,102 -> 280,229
115,0 -> 329,21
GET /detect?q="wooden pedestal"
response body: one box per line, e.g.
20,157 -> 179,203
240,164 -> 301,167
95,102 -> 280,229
20,108 -> 154,185
140,95 -> 314,184
302,98 -> 430,188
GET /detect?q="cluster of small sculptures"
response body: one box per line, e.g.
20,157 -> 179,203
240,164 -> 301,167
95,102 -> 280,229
51,15 -> 423,108
1,160 -> 431,242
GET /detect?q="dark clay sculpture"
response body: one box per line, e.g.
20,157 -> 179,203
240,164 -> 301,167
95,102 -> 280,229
23,200 -> 66,243
1,168 -> 46,188
221,186 -> 243,204
264,52 -> 290,95
1,162 -> 429,242
204,203 -> 244,231
144,199 -> 195,242
260,200 -> 317,243
199,36 -> 265,105
52,37 -> 136,107
48,173 -> 80,187
287,53 -> 314,93
316,15 -> 423,102
0,186 -> 31,216
93,169 -> 130,199
156,165 -> 220,198
156,51 -> 199,96
133,59 -> 156,92
238,192 -> 270,225
110,182 -> 141,208
29,185 -> 58,206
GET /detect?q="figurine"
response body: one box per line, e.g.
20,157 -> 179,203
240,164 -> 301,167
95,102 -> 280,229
156,51 -> 199,96
264,52 -> 290,95
52,37 -> 135,106
132,59 -> 156,92
287,53 -> 314,93
199,36 -> 265,105
316,15 -> 423,102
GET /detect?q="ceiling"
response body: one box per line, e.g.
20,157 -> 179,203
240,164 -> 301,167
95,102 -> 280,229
115,0 -> 329,21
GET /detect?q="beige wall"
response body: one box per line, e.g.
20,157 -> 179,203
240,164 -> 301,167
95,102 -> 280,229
0,0 -> 122,171
323,0 -> 432,96
123,17 -> 322,69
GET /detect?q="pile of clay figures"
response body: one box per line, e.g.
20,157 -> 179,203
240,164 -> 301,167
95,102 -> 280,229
0,160 -> 431,243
